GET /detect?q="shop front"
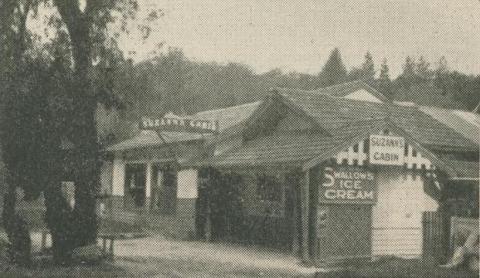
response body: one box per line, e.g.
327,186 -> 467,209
193,85 -> 479,264
102,104 -> 260,237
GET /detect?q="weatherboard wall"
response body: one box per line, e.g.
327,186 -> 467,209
371,169 -> 438,258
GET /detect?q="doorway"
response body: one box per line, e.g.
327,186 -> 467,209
316,204 -> 372,262
124,163 -> 146,209
151,164 -> 177,214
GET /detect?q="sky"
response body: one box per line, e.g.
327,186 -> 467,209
119,0 -> 480,77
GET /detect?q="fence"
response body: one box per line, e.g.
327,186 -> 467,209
422,211 -> 447,263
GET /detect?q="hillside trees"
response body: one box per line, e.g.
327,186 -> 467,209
377,58 -> 393,100
317,48 -> 347,87
348,52 -> 375,83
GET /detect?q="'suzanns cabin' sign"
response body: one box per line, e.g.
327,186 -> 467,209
320,166 -> 377,205
140,113 -> 218,133
369,135 -> 405,165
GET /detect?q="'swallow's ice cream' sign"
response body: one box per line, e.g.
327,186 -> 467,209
369,134 -> 405,165
320,166 -> 377,204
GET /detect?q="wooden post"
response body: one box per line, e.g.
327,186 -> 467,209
291,179 -> 299,255
103,237 -> 107,253
301,170 -> 310,262
41,230 -> 47,252
109,237 -> 114,258
145,162 -> 152,210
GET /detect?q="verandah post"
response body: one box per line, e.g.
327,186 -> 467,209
301,169 -> 310,262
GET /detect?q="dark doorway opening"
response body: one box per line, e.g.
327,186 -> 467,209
124,163 -> 146,209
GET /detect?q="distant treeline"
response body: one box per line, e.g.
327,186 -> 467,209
109,47 -> 479,129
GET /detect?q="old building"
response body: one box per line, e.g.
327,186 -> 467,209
102,81 -> 479,264
102,102 -> 260,237
190,82 -> 479,264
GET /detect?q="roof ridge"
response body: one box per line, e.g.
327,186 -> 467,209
314,79 -> 365,91
192,101 -> 261,116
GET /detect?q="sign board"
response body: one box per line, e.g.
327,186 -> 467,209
320,166 -> 377,204
369,135 -> 405,165
141,114 -> 218,133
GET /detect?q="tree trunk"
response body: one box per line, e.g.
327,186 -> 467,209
72,114 -> 100,247
53,0 -> 99,248
44,184 -> 75,264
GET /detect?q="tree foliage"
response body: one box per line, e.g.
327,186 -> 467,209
106,49 -> 479,141
0,0 -> 159,264
317,48 -> 347,87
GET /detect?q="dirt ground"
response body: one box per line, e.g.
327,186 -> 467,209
1,232 -> 478,277
114,235 -> 320,277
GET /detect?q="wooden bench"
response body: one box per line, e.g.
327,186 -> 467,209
40,230 -> 116,259
98,234 -> 116,259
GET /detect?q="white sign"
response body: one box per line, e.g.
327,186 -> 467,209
141,115 -> 218,133
369,135 -> 405,165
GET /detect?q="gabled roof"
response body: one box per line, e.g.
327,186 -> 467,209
313,80 -> 389,102
193,86 -> 478,180
197,118 -> 472,179
201,119 -> 387,168
275,88 -> 478,151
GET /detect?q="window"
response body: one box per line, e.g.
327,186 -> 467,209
256,173 -> 283,202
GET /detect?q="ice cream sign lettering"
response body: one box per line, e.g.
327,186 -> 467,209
320,166 -> 377,204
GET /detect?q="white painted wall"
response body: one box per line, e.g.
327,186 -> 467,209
345,89 -> 383,103
372,169 -> 439,258
177,169 -> 198,198
145,162 -> 152,198
111,155 -> 125,196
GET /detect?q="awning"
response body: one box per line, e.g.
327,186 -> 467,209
442,160 -> 479,181
106,131 -> 207,152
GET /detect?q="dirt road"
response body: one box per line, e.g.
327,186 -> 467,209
114,235 -> 322,277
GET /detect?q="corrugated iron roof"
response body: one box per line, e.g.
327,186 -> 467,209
419,106 -> 480,145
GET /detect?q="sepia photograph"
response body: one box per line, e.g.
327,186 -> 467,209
0,0 -> 479,277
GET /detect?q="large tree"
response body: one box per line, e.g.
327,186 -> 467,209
50,0 -> 151,255
348,51 -> 375,83
376,58 -> 393,100
0,0 -> 37,265
0,0 -> 155,264
317,48 -> 347,87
